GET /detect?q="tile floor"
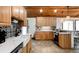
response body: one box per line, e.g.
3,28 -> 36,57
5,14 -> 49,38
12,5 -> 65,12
31,39 -> 79,53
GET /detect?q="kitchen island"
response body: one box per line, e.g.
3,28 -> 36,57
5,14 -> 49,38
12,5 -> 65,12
58,32 -> 71,48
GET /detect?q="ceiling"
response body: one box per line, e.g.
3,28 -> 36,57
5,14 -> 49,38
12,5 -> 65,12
25,6 -> 79,17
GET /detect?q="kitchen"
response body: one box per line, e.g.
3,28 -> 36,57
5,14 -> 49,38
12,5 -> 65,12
0,6 -> 79,53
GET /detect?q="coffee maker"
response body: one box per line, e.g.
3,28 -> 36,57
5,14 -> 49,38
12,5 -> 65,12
0,28 -> 6,44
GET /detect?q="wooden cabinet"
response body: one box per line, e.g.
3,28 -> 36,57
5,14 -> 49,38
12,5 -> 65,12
59,33 -> 71,48
27,39 -> 32,52
12,6 -> 27,26
0,6 -> 27,26
21,39 -> 32,53
21,43 -> 28,53
35,32 -> 54,40
35,32 -> 43,39
19,7 -> 24,20
12,6 -> 26,21
12,6 -> 20,19
0,6 -> 11,26
36,17 -> 56,26
23,8 -> 27,26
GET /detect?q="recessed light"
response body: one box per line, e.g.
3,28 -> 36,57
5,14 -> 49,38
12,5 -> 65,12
66,16 -> 70,19
54,9 -> 57,13
40,9 -> 43,13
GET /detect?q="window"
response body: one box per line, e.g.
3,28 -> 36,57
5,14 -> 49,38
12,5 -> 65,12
76,21 -> 79,31
63,21 -> 73,31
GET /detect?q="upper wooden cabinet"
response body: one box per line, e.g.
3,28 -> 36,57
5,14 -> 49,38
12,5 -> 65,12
0,6 -> 11,26
12,6 -> 27,20
0,6 -> 27,26
12,6 -> 20,19
36,17 -> 56,26
19,6 -> 27,26
23,8 -> 27,26
12,6 -> 27,26
19,7 -> 24,20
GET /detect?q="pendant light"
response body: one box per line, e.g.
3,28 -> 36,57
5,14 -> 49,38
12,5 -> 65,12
66,6 -> 70,19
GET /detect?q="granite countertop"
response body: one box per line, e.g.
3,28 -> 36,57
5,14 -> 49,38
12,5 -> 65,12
0,34 -> 31,53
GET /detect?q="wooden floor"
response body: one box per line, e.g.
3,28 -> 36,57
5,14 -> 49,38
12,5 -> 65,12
31,39 -> 79,53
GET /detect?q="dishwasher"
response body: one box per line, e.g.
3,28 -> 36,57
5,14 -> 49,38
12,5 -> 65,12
74,37 -> 79,49
73,32 -> 79,49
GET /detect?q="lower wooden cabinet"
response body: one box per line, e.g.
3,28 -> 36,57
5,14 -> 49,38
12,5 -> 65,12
59,33 -> 71,49
21,39 -> 32,53
35,32 -> 54,40
27,39 -> 32,53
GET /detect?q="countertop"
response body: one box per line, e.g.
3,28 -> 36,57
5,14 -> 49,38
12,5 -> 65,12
36,30 -> 55,32
0,34 -> 31,53
59,32 -> 71,34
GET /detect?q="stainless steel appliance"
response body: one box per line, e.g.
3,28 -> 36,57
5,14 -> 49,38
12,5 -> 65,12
73,32 -> 79,49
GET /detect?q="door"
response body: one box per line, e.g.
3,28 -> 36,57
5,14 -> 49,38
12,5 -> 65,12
27,18 -> 36,37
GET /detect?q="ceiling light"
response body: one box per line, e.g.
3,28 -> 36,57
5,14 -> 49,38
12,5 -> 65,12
54,9 -> 57,13
66,16 -> 70,19
40,9 -> 43,13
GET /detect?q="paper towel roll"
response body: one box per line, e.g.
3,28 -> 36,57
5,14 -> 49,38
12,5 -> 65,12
21,27 -> 27,35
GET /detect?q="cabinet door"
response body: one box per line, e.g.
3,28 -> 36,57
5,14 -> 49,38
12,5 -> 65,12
27,40 -> 32,53
59,34 -> 71,48
21,44 -> 28,53
64,34 -> 71,48
0,7 -> 3,23
67,34 -> 71,48
21,46 -> 26,53
35,32 -> 42,40
0,6 -> 11,26
42,32 -> 46,40
59,34 -> 64,48
19,6 -> 24,20
23,7 -> 27,26
12,6 -> 20,19
48,32 -> 54,40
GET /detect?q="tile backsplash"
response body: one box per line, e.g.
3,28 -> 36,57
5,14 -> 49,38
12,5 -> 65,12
1,23 -> 21,38
1,27 -> 14,38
